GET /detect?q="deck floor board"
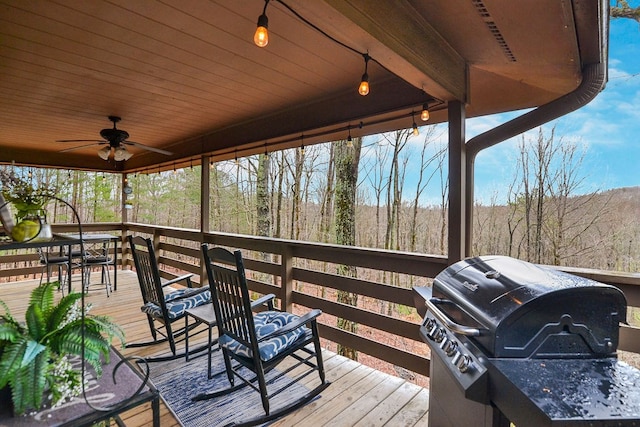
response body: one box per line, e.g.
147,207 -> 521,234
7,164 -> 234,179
0,270 -> 429,426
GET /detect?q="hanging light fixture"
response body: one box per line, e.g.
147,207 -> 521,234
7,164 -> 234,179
412,112 -> 419,137
299,134 -> 305,156
254,0 -> 270,47
346,126 -> 353,148
420,102 -> 430,121
98,146 -> 111,160
358,53 -> 371,96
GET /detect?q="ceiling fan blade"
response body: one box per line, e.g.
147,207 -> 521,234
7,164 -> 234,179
124,141 -> 172,155
59,142 -> 107,153
56,139 -> 105,143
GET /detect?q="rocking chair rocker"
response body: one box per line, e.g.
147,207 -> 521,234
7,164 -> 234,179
127,235 -> 212,361
194,245 -> 329,426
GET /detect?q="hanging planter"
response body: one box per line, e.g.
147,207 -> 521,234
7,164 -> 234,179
0,170 -> 56,242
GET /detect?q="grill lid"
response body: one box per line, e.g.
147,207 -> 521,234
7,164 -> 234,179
432,256 -> 627,357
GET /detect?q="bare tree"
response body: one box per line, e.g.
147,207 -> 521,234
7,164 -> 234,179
256,153 -> 270,239
334,137 -> 362,360
409,127 -> 444,252
611,0 -> 640,23
384,130 -> 411,252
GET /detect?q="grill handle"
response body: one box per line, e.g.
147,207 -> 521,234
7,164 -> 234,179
426,298 -> 483,336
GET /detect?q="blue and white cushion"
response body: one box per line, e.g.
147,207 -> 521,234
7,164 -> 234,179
219,311 -> 310,362
141,287 -> 211,319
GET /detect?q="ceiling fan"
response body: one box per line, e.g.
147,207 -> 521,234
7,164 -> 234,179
57,116 -> 173,161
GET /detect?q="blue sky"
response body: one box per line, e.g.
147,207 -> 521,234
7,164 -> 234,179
469,16 -> 640,203
356,15 -> 640,206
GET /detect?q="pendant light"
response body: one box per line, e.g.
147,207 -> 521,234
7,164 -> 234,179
420,103 -> 430,121
254,0 -> 270,47
412,112 -> 419,137
358,53 -> 371,96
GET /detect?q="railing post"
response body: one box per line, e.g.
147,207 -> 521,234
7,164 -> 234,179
200,155 -> 211,286
281,244 -> 293,312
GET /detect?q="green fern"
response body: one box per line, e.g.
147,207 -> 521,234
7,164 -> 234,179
0,282 -> 125,415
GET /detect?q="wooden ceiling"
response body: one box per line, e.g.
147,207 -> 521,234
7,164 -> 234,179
0,0 -> 606,173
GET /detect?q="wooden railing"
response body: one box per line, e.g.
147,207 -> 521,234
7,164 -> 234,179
2,222 -> 639,377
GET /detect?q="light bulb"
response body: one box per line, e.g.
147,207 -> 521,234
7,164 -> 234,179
358,76 -> 369,96
412,122 -> 419,137
358,53 -> 371,96
254,14 -> 269,47
421,108 -> 430,121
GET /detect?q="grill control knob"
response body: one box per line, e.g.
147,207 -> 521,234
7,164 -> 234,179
456,354 -> 472,373
433,328 -> 446,343
442,339 -> 458,357
439,338 -> 449,350
427,323 -> 439,340
423,318 -> 436,332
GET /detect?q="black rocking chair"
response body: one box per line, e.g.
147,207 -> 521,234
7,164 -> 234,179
194,245 -> 330,426
127,235 -> 211,361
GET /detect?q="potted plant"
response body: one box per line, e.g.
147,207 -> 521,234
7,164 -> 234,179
0,281 -> 125,415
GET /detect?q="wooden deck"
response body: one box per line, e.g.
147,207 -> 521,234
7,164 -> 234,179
0,269 -> 430,426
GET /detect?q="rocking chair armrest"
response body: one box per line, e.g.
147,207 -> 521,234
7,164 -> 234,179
257,309 -> 322,342
250,293 -> 276,311
161,273 -> 194,288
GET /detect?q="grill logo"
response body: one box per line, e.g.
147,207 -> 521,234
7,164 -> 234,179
462,280 -> 478,292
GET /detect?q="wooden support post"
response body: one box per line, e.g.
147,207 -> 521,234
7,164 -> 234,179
200,155 -> 211,285
447,100 -> 466,264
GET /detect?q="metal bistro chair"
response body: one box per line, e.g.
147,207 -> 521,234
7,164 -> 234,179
195,245 -> 329,426
127,235 -> 211,361
37,247 -> 70,292
81,240 -> 114,297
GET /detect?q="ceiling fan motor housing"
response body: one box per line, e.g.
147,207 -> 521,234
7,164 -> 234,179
100,128 -> 129,145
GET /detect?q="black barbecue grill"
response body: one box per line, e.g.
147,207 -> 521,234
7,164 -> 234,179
414,255 -> 640,427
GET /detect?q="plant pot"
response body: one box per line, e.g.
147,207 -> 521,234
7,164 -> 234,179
11,217 -> 41,242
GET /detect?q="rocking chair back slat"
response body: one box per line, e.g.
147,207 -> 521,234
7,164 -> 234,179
209,250 -> 255,349
129,236 -> 168,320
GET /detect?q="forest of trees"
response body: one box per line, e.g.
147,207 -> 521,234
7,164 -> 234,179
2,125 -> 637,274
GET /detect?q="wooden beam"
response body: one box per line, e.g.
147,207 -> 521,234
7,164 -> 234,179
324,0 -> 467,101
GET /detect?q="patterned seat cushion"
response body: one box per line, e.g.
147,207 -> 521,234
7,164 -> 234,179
141,287 -> 211,319
219,311 -> 310,362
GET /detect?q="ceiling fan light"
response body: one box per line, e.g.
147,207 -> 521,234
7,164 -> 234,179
114,146 -> 132,161
98,146 -> 111,160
